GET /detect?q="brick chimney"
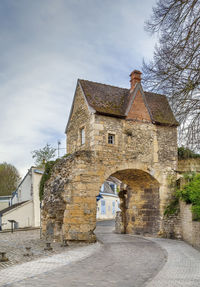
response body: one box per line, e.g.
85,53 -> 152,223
130,70 -> 142,91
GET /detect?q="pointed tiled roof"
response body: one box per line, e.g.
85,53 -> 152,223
79,79 -> 178,126
144,91 -> 178,126
79,79 -> 127,117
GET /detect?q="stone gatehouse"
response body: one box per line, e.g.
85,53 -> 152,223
42,70 -> 178,242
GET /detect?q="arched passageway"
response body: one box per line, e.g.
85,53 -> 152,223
98,169 -> 160,236
41,151 -> 174,243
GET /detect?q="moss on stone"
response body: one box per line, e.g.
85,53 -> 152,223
39,161 -> 57,201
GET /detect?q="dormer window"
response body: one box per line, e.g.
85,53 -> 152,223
80,127 -> 85,145
108,133 -> 115,144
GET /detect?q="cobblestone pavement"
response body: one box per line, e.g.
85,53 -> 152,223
0,229 -> 89,269
0,242 -> 100,286
1,221 -> 200,287
146,237 -> 200,287
1,221 -> 166,287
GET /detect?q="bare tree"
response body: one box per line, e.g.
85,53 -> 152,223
143,0 -> 200,150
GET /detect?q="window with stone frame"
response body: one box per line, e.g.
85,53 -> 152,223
108,133 -> 115,144
80,127 -> 85,145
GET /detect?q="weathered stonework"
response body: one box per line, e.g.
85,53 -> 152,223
67,85 -> 92,154
163,200 -> 200,250
42,72 -> 178,242
161,158 -> 200,246
162,213 -> 182,239
180,201 -> 200,250
178,158 -> 200,173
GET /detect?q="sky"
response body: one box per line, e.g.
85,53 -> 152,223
0,0 -> 157,177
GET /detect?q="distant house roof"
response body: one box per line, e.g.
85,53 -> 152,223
34,169 -> 44,174
78,79 -> 178,126
107,176 -> 121,185
100,181 -> 116,195
0,201 -> 28,215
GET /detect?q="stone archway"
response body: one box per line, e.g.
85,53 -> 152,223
41,151 -> 172,243
110,169 -> 160,235
44,70 -> 179,242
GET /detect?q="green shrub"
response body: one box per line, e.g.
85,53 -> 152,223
39,161 -> 56,201
39,154 -> 71,201
164,173 -> 200,220
178,173 -> 200,220
164,195 -> 179,216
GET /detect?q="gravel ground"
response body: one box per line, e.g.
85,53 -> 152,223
0,229 -> 89,269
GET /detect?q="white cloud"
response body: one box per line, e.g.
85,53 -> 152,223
0,0 -> 156,176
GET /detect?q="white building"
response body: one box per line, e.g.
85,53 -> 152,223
96,180 -> 120,220
0,167 -> 43,230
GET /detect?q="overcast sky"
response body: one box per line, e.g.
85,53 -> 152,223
0,0 -> 157,177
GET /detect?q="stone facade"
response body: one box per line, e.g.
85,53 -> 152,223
178,158 -> 200,173
163,201 -> 200,250
67,84 -> 92,154
162,158 -> 200,248
42,71 -> 178,242
162,212 -> 182,239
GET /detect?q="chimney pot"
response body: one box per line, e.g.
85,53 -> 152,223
130,70 -> 142,91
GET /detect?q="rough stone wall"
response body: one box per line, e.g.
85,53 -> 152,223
113,170 -> 160,235
42,151 -> 98,242
162,213 -> 182,239
42,89 -> 178,242
115,211 -> 124,234
162,159 -> 200,246
178,158 -> 200,173
162,187 -> 200,249
92,113 -> 177,215
67,84 -> 91,154
180,201 -> 200,250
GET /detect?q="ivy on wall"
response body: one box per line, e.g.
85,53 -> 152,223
164,195 -> 179,216
39,160 -> 56,201
178,174 -> 200,221
39,154 -> 71,201
165,173 -> 200,221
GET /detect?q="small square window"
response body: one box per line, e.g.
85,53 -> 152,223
80,128 -> 85,145
108,133 -> 115,144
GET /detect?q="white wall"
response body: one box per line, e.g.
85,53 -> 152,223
10,167 -> 43,228
12,169 -> 32,204
97,194 -> 120,220
32,169 -> 43,227
1,201 -> 33,230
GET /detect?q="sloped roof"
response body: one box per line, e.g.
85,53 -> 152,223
101,181 -> 115,195
79,79 -> 127,117
144,92 -> 178,126
0,201 -> 28,215
79,79 -> 178,126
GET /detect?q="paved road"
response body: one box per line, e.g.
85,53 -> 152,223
146,237 -> 200,286
3,221 -> 166,287
1,220 -> 200,287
